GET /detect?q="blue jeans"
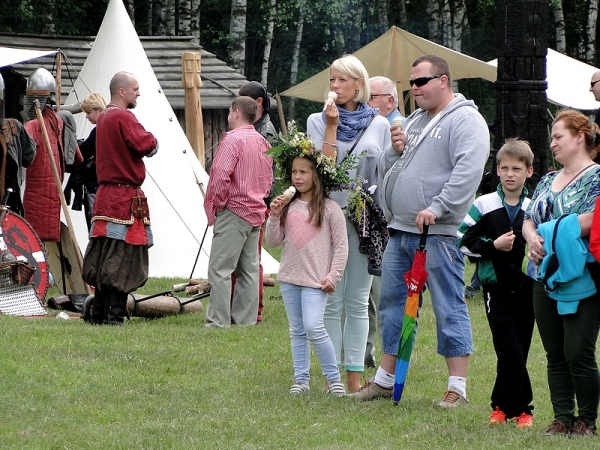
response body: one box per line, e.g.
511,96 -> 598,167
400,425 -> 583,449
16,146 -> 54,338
379,230 -> 473,358
280,282 -> 341,384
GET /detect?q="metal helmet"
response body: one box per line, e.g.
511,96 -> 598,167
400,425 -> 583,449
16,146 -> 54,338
24,68 -> 56,120
0,72 -> 4,128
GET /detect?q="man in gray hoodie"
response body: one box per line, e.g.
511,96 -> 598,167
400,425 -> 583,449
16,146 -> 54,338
349,54 -> 489,407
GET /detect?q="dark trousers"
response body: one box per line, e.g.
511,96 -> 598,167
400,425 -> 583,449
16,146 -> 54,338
483,282 -> 534,418
533,281 -> 600,427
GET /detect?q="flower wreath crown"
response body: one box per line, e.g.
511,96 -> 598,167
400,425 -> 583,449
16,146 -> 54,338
267,122 -> 361,195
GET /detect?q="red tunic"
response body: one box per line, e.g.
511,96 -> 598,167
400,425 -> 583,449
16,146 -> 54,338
92,106 -> 157,225
23,108 -> 65,242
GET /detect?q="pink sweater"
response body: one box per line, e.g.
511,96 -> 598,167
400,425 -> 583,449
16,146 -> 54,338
265,198 -> 348,289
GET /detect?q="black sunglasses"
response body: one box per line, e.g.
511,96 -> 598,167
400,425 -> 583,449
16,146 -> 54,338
592,80 -> 600,88
409,74 -> 442,87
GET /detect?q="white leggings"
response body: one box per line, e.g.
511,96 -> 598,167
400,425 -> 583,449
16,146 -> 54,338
323,218 -> 372,372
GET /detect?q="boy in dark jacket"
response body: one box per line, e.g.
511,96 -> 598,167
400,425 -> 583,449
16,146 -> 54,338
457,140 -> 535,428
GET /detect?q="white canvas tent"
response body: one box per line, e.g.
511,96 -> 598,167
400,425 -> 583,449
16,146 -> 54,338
55,0 -> 278,278
281,26 -> 600,113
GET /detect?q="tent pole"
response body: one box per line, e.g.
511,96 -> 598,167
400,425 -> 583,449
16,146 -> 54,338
275,93 -> 287,135
33,100 -> 90,295
391,30 -> 406,117
55,51 -> 61,111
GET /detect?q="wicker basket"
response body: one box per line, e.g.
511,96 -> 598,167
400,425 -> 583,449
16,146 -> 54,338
0,261 -> 36,286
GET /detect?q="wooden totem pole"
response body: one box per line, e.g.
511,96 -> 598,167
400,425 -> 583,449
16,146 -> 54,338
494,0 -> 549,193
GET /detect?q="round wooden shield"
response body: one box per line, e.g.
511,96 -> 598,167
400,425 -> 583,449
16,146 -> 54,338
0,209 -> 48,299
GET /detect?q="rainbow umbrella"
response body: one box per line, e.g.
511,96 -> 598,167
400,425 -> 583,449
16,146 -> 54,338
393,225 -> 429,405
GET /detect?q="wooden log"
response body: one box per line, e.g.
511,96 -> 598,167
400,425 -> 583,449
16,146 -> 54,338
263,273 -> 275,287
172,283 -> 188,292
127,293 -> 203,318
185,281 -> 210,295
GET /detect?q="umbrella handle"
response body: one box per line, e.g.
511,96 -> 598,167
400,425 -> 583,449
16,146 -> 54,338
419,225 -> 429,251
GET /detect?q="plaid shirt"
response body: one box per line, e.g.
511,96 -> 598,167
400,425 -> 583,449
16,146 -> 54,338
204,125 -> 272,227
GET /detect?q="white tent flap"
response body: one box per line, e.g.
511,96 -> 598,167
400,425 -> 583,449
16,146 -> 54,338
63,0 -> 279,278
0,47 -> 57,68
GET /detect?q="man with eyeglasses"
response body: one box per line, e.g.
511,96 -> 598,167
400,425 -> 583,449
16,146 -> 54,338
360,76 -> 405,369
350,55 -> 489,409
367,76 -> 405,126
590,71 -> 600,127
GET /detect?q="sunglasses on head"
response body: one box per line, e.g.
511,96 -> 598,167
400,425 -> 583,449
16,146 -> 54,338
409,74 -> 442,87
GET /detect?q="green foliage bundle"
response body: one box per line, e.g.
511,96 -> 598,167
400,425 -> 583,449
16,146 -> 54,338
267,122 -> 361,196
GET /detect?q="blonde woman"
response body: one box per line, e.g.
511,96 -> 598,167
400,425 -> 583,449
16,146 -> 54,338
65,93 -> 107,230
306,54 -> 391,392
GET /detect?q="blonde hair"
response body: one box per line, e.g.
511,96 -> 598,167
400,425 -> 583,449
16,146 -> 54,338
81,93 -> 108,113
330,55 -> 370,104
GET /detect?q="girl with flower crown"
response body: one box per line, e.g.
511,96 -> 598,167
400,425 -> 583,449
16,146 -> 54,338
306,54 -> 391,392
266,154 -> 349,396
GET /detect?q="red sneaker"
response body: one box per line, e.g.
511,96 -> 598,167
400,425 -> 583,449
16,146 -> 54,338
489,407 -> 507,425
514,412 -> 534,428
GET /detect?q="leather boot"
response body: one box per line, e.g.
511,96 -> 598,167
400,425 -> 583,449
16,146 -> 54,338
106,289 -> 128,325
89,292 -> 106,325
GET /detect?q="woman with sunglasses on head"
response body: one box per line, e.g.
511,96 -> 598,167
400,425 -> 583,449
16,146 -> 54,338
524,109 -> 600,437
306,54 -> 391,393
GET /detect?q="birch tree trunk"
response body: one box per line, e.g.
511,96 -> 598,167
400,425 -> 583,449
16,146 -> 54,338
126,0 -> 135,27
586,0 -> 598,64
288,0 -> 306,121
427,0 -> 441,44
230,0 -> 247,75
261,0 -> 277,86
155,0 -> 167,35
442,0 -> 452,48
399,0 -> 408,29
146,0 -> 153,35
179,0 -> 191,36
42,0 -> 56,34
452,0 -> 468,52
190,0 -> 201,43
554,0 -> 566,53
377,0 -> 388,35
347,0 -> 363,52
165,0 -> 176,36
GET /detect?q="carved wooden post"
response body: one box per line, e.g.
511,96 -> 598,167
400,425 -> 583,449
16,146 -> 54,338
494,0 -> 549,193
182,51 -> 205,167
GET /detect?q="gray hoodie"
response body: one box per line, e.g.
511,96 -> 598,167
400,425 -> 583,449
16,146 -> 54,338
379,94 -> 490,236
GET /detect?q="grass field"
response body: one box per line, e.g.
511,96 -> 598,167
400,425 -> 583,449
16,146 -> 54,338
0,259 -> 596,449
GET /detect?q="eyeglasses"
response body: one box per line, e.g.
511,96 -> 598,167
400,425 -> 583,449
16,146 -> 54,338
369,93 -> 391,100
409,74 -> 442,87
591,80 -> 600,88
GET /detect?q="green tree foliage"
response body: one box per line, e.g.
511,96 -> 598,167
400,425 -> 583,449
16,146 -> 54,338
0,0 -> 594,128
0,0 -> 107,35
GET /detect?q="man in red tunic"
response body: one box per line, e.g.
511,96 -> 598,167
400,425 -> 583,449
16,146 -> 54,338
82,72 -> 158,325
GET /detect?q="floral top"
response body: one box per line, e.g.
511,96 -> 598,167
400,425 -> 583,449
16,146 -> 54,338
526,166 -> 600,227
